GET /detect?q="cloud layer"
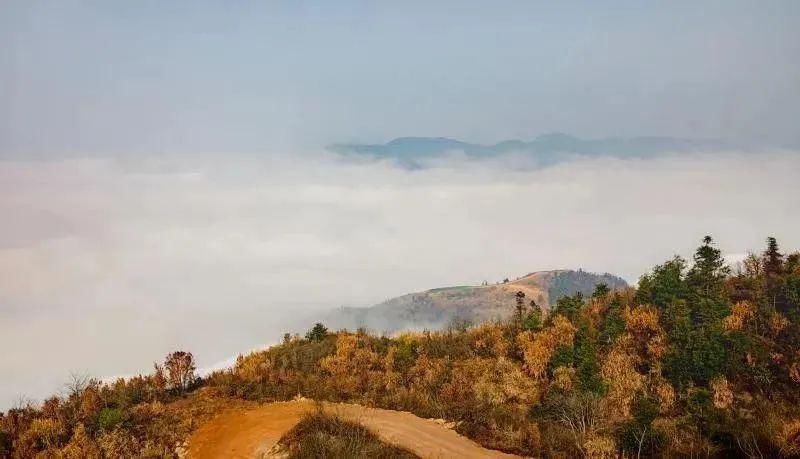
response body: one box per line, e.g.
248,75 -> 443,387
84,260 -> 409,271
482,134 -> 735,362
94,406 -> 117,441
1,150 -> 799,407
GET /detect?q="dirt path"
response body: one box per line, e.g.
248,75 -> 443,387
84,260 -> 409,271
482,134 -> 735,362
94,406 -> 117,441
185,399 -> 519,459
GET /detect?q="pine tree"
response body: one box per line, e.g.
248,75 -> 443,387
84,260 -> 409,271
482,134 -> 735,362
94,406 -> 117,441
687,236 -> 729,298
686,236 -> 730,325
514,291 -> 527,324
764,236 -> 784,276
600,295 -> 625,344
524,299 -> 543,331
763,237 -> 785,313
592,283 -> 610,298
672,237 -> 732,385
574,318 -> 603,393
305,323 -> 329,342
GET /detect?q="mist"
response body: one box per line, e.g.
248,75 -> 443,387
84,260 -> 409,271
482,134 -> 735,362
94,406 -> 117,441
1,149 -> 798,407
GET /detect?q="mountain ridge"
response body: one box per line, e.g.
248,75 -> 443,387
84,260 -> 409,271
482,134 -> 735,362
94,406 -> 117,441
330,133 -> 734,168
321,269 -> 627,333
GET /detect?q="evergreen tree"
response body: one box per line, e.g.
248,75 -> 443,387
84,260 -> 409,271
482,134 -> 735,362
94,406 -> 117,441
305,323 -> 329,342
686,236 -> 730,325
514,291 -> 527,324
636,256 -> 688,311
764,236 -> 784,276
763,237 -> 786,314
551,292 -> 584,322
523,299 -> 543,331
592,283 -> 610,298
680,238 -> 731,384
600,294 -> 625,345
574,318 -> 603,393
686,236 -> 729,300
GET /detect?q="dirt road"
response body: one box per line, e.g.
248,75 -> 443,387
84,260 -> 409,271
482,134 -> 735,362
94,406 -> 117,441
185,399 -> 519,459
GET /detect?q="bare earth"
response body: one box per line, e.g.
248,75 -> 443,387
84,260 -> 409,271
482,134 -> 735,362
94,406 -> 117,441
185,399 -> 519,459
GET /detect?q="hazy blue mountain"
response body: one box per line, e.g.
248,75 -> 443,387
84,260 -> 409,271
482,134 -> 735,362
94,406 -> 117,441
330,133 -> 733,168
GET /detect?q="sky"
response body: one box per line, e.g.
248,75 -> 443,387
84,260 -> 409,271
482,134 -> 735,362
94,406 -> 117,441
1,1 -> 800,408
2,0 -> 800,155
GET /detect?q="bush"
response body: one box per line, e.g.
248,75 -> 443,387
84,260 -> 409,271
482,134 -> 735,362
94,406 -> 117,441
97,407 -> 128,431
275,409 -> 417,458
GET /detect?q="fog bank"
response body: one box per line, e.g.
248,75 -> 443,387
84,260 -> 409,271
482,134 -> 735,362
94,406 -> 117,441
1,150 -> 798,408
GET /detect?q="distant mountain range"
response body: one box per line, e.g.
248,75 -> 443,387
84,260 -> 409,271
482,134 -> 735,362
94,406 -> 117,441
329,133 -> 734,168
321,269 -> 627,334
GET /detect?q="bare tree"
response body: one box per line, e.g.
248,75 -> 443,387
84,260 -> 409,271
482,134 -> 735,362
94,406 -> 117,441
632,426 -> 647,459
164,351 -> 196,393
548,393 -> 607,456
64,372 -> 91,400
736,431 -> 764,459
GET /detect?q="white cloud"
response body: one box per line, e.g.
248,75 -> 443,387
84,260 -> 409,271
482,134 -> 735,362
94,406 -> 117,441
1,150 -> 798,408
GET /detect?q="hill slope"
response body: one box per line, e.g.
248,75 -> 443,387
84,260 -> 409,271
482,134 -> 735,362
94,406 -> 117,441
323,269 -> 627,333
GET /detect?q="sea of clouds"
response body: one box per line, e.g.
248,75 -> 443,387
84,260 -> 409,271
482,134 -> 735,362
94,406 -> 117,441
1,149 -> 798,408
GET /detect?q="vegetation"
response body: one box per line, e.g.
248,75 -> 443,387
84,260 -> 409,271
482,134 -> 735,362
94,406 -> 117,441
2,236 -> 800,457
305,322 -> 329,342
273,408 -> 418,459
547,269 -> 628,307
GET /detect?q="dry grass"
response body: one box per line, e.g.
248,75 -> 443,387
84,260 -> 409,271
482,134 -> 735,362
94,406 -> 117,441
274,408 -> 418,459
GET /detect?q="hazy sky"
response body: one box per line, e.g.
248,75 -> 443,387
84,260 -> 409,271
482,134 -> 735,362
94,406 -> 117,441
1,2 -> 800,408
2,1 -> 799,155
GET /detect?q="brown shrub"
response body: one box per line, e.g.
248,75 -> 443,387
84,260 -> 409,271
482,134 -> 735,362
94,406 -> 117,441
710,376 -> 734,409
517,315 -> 576,379
552,366 -> 576,393
723,301 -> 755,332
61,424 -> 100,459
468,323 -> 510,358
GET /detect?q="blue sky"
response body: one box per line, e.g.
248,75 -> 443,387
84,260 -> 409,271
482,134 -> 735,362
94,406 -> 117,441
2,1 -> 799,156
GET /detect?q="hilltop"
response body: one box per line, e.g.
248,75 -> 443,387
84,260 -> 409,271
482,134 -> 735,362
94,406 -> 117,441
322,269 -> 627,333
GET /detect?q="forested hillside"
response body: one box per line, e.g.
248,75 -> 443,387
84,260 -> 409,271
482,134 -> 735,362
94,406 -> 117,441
2,236 -> 799,458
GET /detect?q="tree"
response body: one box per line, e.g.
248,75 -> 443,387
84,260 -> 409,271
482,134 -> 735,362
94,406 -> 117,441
686,236 -> 730,327
151,363 -> 167,400
524,299 -> 543,331
619,395 -> 666,458
574,318 -> 603,393
636,256 -> 688,311
305,322 -> 329,342
163,351 -> 195,394
659,238 -> 732,386
537,391 -> 606,455
515,291 -> 527,324
551,292 -> 584,322
764,237 -> 784,276
686,236 -> 730,300
600,295 -> 625,344
592,283 -> 610,298
763,237 -> 786,314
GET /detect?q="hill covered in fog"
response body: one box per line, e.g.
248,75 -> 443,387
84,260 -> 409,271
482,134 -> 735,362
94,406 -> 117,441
322,269 -> 628,333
